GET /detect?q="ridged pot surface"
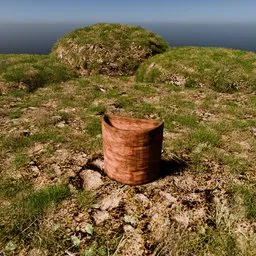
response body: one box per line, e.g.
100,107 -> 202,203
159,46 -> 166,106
102,115 -> 164,185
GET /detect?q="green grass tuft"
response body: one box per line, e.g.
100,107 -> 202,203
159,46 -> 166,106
136,47 -> 256,92
1,184 -> 70,241
0,54 -> 77,92
233,185 -> 256,220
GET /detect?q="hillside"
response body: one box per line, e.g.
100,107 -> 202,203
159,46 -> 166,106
51,23 -> 169,76
0,34 -> 256,255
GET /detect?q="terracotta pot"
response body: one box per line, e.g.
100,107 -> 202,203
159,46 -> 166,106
102,115 -> 164,185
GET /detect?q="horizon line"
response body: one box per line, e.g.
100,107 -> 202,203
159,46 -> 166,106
1,20 -> 256,25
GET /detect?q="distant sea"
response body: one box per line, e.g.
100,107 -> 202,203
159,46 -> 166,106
0,22 -> 256,54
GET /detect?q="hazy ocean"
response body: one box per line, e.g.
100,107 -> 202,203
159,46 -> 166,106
0,22 -> 256,54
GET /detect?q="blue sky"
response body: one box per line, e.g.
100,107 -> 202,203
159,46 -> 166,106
1,0 -> 256,23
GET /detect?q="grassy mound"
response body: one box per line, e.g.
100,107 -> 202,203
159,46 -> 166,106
51,23 -> 169,76
0,54 -> 77,92
136,47 -> 256,92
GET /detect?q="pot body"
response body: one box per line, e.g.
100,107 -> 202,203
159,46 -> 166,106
102,115 -> 164,185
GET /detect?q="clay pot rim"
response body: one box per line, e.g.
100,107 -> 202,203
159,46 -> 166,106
102,114 -> 164,133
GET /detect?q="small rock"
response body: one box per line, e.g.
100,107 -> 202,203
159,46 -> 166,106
79,169 -> 103,191
29,160 -> 37,166
135,193 -> 150,208
74,216 -> 81,223
27,106 -> 38,110
66,228 -> 72,234
23,130 -> 30,137
159,192 -> 177,206
65,251 -> 76,256
173,214 -> 189,227
52,164 -> 62,176
51,115 -> 62,122
99,194 -> 122,211
56,121 -> 66,128
31,165 -> 40,177
90,158 -> 104,170
124,215 -> 138,226
93,210 -> 110,225
123,224 -> 135,233
91,204 -> 100,209
28,144 -> 44,156
78,213 -> 84,219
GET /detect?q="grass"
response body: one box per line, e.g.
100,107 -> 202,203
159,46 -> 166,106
8,108 -> 23,119
189,126 -> 222,147
136,47 -> 256,92
13,152 -> 30,168
232,185 -> 256,220
0,45 -> 255,255
51,23 -> 169,76
82,232 -> 123,256
0,184 -> 70,243
1,130 -> 66,153
157,226 -> 239,256
175,114 -> 199,128
0,178 -> 32,200
0,54 -> 77,92
155,185 -> 256,256
76,191 -> 96,209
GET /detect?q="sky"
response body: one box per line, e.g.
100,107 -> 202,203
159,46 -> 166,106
1,0 -> 256,24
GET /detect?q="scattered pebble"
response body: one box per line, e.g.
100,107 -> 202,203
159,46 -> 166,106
31,165 -> 40,177
123,224 -> 135,233
159,191 -> 177,206
93,210 -> 110,225
173,214 -> 190,227
90,158 -> 104,170
52,163 -> 62,176
79,169 -> 103,191
135,193 -> 150,208
99,194 -> 122,211
124,215 -> 138,226
56,121 -> 66,128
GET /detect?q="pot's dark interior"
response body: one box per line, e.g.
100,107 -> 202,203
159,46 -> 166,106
104,115 -> 162,132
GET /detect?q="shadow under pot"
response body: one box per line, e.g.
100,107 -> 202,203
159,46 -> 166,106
102,114 -> 164,185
